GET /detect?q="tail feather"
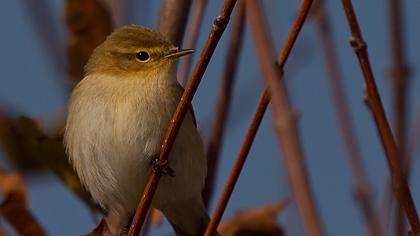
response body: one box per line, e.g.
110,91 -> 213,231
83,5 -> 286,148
163,198 -> 219,236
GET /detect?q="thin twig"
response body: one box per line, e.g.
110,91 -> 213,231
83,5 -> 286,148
202,1 -> 246,208
206,0 -> 320,232
405,109 -> 420,173
382,108 -> 420,235
388,0 -> 410,234
389,0 -> 410,157
311,1 -> 380,235
0,171 -> 47,236
204,89 -> 270,236
247,1 -> 325,236
341,0 -> 420,234
127,1 -> 238,235
179,0 -> 209,85
157,0 -> 192,46
139,211 -> 152,236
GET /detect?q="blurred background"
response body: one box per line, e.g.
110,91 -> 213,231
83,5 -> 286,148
0,0 -> 419,235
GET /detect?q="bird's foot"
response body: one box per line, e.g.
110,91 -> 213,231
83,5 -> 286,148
150,156 -> 175,177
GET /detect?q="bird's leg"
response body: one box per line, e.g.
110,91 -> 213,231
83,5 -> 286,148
150,155 -> 175,176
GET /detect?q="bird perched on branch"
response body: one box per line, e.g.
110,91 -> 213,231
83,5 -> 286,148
64,25 -> 215,236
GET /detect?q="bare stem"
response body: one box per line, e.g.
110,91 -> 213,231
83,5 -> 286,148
405,109 -> 420,173
312,1 -> 380,235
202,1 -> 246,208
179,0 -> 209,85
246,1 -> 325,236
388,0 -> 410,234
204,89 -> 270,236
341,0 -> 420,234
127,1 -> 238,235
157,0 -> 192,46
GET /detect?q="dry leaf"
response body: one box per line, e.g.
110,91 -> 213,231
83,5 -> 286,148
218,201 -> 288,236
0,171 -> 46,236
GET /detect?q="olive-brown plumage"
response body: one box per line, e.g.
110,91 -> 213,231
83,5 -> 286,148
64,25 -> 214,236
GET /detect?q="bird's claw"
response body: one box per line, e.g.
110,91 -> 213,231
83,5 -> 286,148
151,156 -> 175,177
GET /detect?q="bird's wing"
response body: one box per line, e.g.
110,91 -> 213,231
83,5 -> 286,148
171,82 -> 197,127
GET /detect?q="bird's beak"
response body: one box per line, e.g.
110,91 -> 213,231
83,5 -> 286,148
164,48 -> 194,59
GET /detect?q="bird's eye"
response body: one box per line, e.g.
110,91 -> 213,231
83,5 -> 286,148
135,51 -> 150,62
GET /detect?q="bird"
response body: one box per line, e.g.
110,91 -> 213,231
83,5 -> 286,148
64,24 -> 214,236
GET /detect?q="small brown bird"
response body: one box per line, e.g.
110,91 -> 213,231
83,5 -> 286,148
64,25 -> 215,236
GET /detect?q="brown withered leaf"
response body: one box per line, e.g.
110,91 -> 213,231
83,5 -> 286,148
218,201 -> 288,236
65,0 -> 113,82
0,170 -> 46,236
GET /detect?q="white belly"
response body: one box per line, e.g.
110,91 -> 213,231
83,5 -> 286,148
64,74 -> 206,216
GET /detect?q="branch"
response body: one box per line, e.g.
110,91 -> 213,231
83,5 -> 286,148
389,0 -> 410,156
202,0 -> 246,207
179,0 -> 209,85
206,0 -> 325,235
405,109 -> 420,173
65,0 -> 113,82
157,0 -> 192,46
341,0 -> 420,234
0,171 -> 47,236
204,89 -> 270,236
246,1 -> 325,236
311,1 -> 380,235
388,0 -> 410,234
127,1 -> 238,235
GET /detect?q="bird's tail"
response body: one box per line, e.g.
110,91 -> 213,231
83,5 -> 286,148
163,198 -> 219,236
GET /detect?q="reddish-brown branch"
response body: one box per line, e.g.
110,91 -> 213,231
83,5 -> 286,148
388,0 -> 410,234
127,1 -> 238,235
341,0 -> 420,234
405,109 -> 420,173
382,108 -> 420,234
202,1 -> 246,207
389,0 -> 409,156
157,0 -> 192,46
312,2 -> 380,235
0,171 -> 47,236
246,1 -> 325,236
206,1 -> 322,233
179,0 -> 209,85
65,0 -> 113,82
204,89 -> 270,236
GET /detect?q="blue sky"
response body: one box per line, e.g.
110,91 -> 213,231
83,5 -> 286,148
0,1 -> 419,235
